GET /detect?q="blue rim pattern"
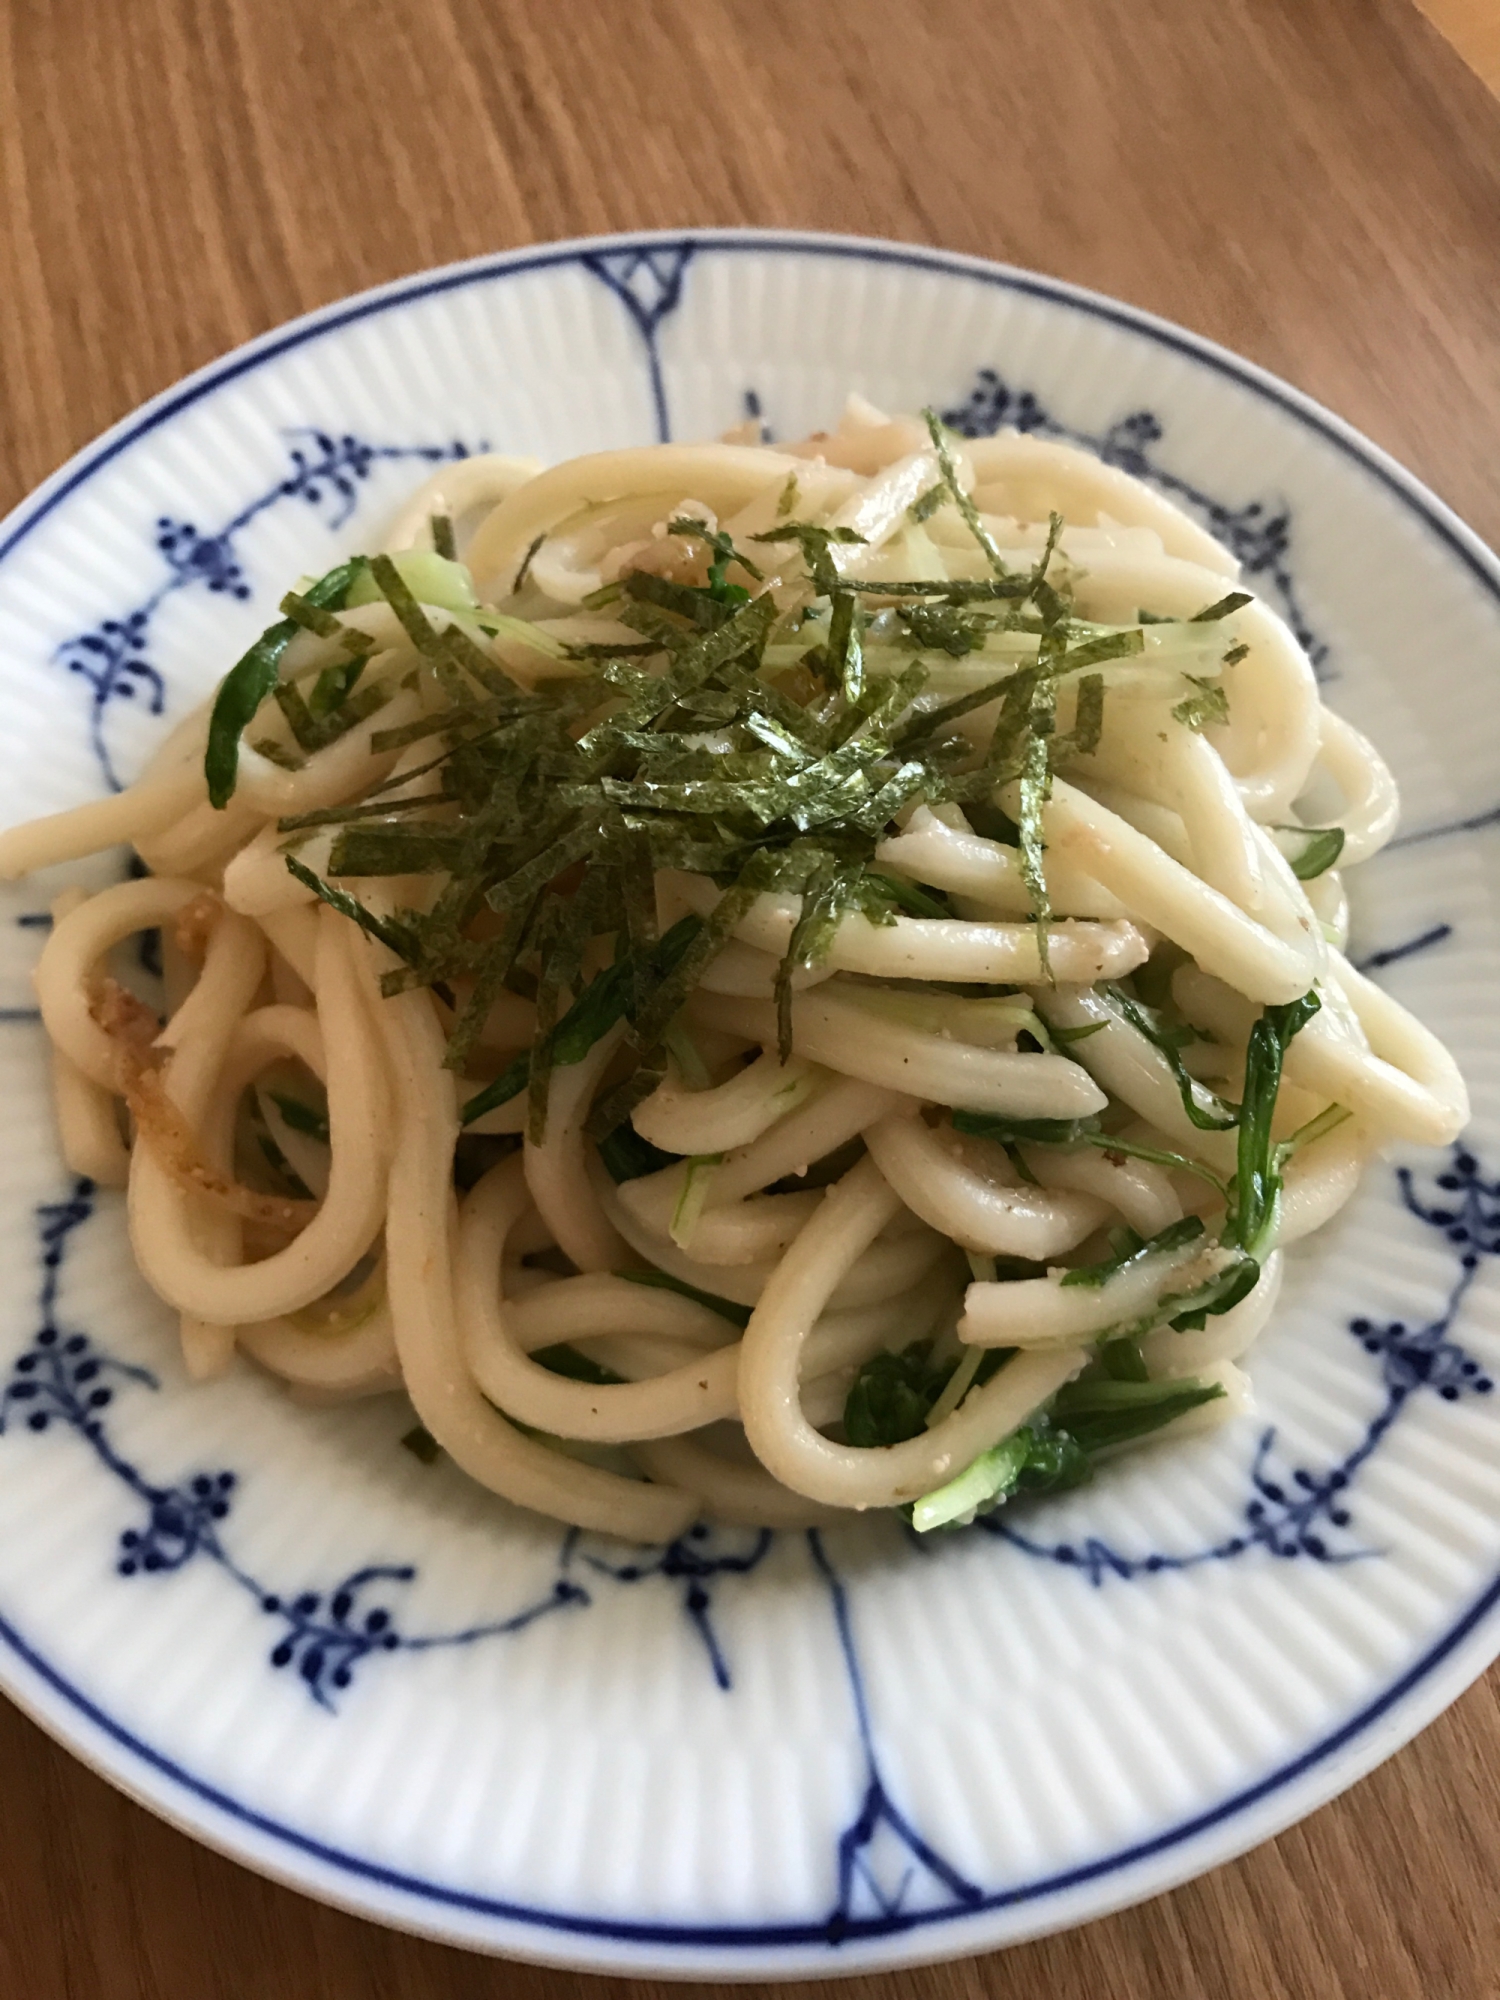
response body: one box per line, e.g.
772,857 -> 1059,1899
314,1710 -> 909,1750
1,228 -> 1498,1962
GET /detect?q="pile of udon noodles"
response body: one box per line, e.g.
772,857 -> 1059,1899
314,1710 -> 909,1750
2,395 -> 1466,1543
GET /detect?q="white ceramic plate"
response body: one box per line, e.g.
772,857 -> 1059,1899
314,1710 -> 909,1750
0,230 -> 1496,1980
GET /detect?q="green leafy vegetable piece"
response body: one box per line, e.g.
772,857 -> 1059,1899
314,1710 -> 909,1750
1225,990 -> 1321,1255
615,1267 -> 752,1327
1102,986 -> 1239,1131
267,1091 -> 330,1145
1048,1019 -> 1106,1046
205,558 -> 363,808
1099,1337 -> 1150,1382
843,1344 -> 950,1448
952,1108 -> 1231,1199
1047,1375 -> 1225,1452
309,650 -> 371,718
665,515 -> 765,602
597,1121 -> 679,1183
861,870 -> 950,919
910,1421 -> 1091,1532
1058,1215 -> 1204,1288
953,1110 -> 1104,1146
1161,1254 -> 1261,1330
283,854 -> 421,961
1270,824 -> 1346,880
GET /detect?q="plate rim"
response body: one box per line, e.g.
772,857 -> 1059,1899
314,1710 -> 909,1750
1,224 -> 1498,1976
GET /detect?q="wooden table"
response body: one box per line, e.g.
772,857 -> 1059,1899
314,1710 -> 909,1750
3,2 -> 1500,1993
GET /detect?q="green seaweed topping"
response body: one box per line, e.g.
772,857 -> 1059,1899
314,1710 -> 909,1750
748,521 -> 869,595
921,408 -> 1010,579
205,558 -> 364,807
665,516 -> 765,605
1173,674 -> 1230,731
1192,591 -> 1252,622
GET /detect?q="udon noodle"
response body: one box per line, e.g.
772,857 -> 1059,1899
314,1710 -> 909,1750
1,394 -> 1466,1542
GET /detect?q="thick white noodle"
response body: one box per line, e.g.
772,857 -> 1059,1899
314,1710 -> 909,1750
1140,1255 -> 1284,1376
382,454 -> 544,552
632,1434 -> 843,1529
632,1050 -> 821,1155
1043,780 -> 1322,1003
958,1229 -> 1231,1348
458,1158 -> 744,1441
1277,1123 -> 1372,1244
35,878 -> 205,1089
504,1273 -> 736,1351
1019,1142 -> 1184,1238
1172,961 -> 1468,1145
1309,710 -> 1400,864
875,807 -> 1126,919
615,1174 -> 822,1266
240,1299 -> 400,1396
522,1021 -> 633,1271
963,433 -> 1238,572
44,888 -> 130,1186
595,1158 -> 952,1311
688,987 -> 1108,1121
709,1076 -> 903,1202
374,965 -> 698,1541
129,912 -> 392,1324
738,1156 -> 1085,1507
668,869 -> 1151,986
862,1110 -> 1110,1259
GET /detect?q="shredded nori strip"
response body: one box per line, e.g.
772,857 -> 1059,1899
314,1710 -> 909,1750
206,558 -> 364,808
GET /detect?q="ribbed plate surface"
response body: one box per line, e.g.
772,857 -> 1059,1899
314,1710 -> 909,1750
0,232 -> 1496,1978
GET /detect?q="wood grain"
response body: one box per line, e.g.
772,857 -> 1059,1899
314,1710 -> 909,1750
1416,0 -> 1500,92
1,1 -> 1499,1994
